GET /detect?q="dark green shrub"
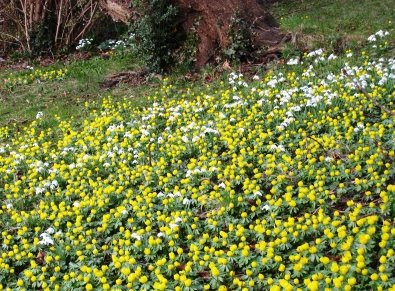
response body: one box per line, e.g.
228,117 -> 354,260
30,11 -> 56,57
224,13 -> 254,63
131,0 -> 185,72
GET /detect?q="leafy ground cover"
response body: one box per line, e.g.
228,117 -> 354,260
0,30 -> 394,290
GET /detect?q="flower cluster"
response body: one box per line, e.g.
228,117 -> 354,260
76,38 -> 94,51
0,48 -> 394,291
368,30 -> 390,43
0,68 -> 68,90
98,34 -> 136,52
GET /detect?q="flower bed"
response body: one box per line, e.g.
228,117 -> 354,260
0,50 -> 394,290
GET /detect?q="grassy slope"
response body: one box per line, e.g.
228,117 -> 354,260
0,54 -> 152,127
271,0 -> 395,55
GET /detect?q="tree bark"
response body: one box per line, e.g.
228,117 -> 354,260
101,0 -> 285,68
175,0 -> 284,68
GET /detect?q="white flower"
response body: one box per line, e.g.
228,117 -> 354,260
325,157 -> 333,162
46,227 -> 55,234
368,34 -> 377,42
346,53 -> 353,58
6,203 -> 12,209
50,180 -> 59,191
219,182 -> 226,189
35,187 -> 45,195
269,144 -> 277,151
328,54 -> 337,60
307,48 -> 323,57
39,233 -> 54,245
182,198 -> 191,205
277,145 -> 285,152
376,30 -> 389,38
253,75 -> 260,80
36,112 -> 44,119
287,58 -> 299,65
131,233 -> 141,240
262,204 -> 271,211
169,223 -> 178,229
157,232 -> 165,237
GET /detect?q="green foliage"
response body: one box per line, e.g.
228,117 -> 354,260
29,10 -> 57,57
224,13 -> 254,63
174,25 -> 199,72
131,0 -> 185,72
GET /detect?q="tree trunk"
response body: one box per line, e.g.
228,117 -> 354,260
101,0 -> 285,68
175,0 -> 284,68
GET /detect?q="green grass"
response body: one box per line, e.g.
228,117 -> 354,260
271,0 -> 395,54
0,53 -> 152,127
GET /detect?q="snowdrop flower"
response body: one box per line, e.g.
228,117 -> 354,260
376,30 -> 389,38
46,227 -> 55,234
346,52 -> 353,58
314,56 -> 326,63
277,124 -> 285,131
36,112 -> 44,119
328,54 -> 337,60
6,203 -> 12,209
169,223 -> 178,230
157,232 -> 165,237
219,182 -> 226,189
39,233 -> 54,245
269,144 -> 278,151
368,34 -> 377,42
253,75 -> 260,80
131,233 -> 141,240
262,204 -> 271,211
182,136 -> 189,143
50,180 -> 59,191
307,48 -> 323,57
183,198 -> 191,205
325,157 -> 334,162
287,58 -> 299,65
35,187 -> 45,195
277,145 -> 285,152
